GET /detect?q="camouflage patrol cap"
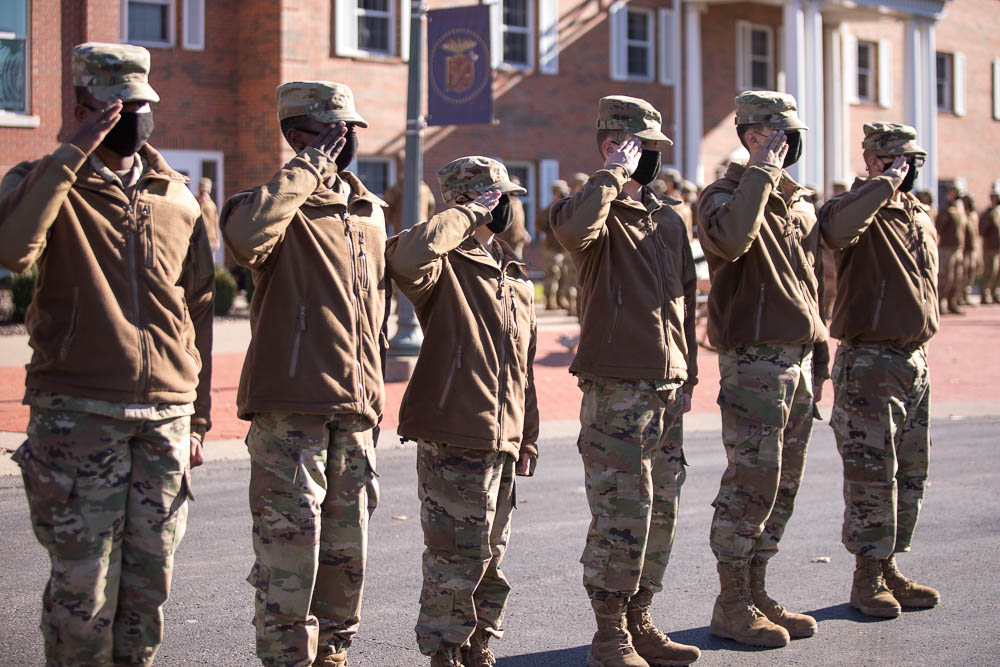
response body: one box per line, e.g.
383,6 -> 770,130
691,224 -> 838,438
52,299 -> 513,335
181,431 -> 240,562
437,156 -> 527,203
597,95 -> 673,145
572,172 -> 589,187
861,122 -> 926,156
734,90 -> 807,130
72,42 -> 160,103
551,179 -> 570,196
276,81 -> 368,127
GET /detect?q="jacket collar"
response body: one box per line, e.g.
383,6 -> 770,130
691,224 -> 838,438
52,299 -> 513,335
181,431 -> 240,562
305,170 -> 388,210
614,184 -> 667,216
74,144 -> 187,202
851,176 -> 926,215
726,161 -> 814,205
455,236 -> 526,275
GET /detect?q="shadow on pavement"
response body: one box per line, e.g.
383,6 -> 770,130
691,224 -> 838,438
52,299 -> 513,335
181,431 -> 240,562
496,645 -> 588,666
534,350 -> 574,367
667,625 -> 791,653
806,602 -> 900,623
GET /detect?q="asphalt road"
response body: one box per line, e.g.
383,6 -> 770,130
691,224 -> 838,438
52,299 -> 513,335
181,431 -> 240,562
2,417 -> 999,666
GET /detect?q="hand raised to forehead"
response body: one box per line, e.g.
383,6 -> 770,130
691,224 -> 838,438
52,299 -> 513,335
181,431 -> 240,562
604,136 -> 642,175
310,121 -> 348,165
67,100 -> 123,156
472,188 -> 503,211
883,156 -> 910,184
749,129 -> 788,170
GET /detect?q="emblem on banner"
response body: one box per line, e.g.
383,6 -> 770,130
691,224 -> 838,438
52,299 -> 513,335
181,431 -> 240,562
443,39 -> 477,93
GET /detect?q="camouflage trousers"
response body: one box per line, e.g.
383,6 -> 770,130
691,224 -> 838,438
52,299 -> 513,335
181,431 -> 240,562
246,412 -> 377,667
577,378 -> 687,597
543,247 -> 576,306
710,345 -> 814,563
13,407 -> 191,667
831,343 -> 931,560
415,440 -> 515,655
982,250 -> 1000,298
937,246 -> 963,304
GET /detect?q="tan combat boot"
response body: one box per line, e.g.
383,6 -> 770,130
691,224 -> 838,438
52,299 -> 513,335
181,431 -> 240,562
461,628 -> 496,667
850,555 -> 901,618
588,594 -> 650,667
882,556 -> 940,608
430,646 -> 465,667
749,558 -> 817,638
546,293 -> 559,310
709,561 -> 790,648
626,588 -> 701,665
316,646 -> 348,666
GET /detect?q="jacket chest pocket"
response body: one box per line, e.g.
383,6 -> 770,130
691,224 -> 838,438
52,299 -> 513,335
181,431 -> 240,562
144,198 -> 195,279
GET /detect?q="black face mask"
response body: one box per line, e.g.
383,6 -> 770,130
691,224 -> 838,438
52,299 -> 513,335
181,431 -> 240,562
899,157 -> 919,193
487,194 -> 514,234
102,110 -> 155,157
336,127 -> 358,172
632,149 -> 661,186
783,131 -> 803,168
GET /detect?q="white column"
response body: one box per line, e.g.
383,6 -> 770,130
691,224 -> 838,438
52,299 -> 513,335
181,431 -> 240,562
823,21 -> 844,193
919,19 -> 938,192
904,18 -> 922,146
803,1 -> 824,190
684,2 -> 705,185
783,0 -> 806,182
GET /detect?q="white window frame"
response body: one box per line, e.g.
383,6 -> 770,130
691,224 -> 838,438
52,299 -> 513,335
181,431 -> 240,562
182,0 -> 204,51
936,51 -> 953,112
504,161 -> 536,237
354,156 -> 397,197
122,0 -> 177,49
736,21 -> 774,91
952,51 -> 966,116
0,0 -> 38,127
624,7 -> 654,83
856,40 -> 875,102
500,0 -> 534,71
657,8 -> 678,86
336,0 -> 403,59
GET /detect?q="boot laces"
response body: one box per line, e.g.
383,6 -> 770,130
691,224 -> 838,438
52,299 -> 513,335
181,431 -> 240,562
613,617 -> 636,655
634,607 -> 669,642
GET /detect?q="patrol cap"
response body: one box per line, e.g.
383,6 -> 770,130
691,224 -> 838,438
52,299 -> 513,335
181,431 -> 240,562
948,177 -> 967,194
198,177 -> 213,190
734,90 -> 807,130
572,172 -> 589,187
991,180 -> 1000,196
72,42 -> 159,103
681,179 -> 698,194
276,81 -> 368,127
551,179 -> 570,196
862,122 -> 926,156
663,167 -> 682,186
597,95 -> 673,145
437,156 -> 527,203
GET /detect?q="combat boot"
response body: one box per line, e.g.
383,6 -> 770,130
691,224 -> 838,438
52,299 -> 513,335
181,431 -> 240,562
748,558 -> 817,638
567,292 -> 579,317
430,646 -> 465,667
545,293 -> 559,310
626,587 -> 701,665
588,594 -> 649,667
461,628 -> 496,667
709,561 -> 789,648
881,556 -> 940,608
850,555 -> 901,618
316,645 -> 348,666
947,300 -> 965,315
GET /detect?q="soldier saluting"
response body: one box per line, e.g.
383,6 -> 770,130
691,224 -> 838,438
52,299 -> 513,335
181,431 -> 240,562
0,42 -> 213,665
819,122 -> 940,618
222,81 -> 386,667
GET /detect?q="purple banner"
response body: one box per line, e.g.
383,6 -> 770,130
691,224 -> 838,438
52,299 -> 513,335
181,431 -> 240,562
427,5 -> 493,126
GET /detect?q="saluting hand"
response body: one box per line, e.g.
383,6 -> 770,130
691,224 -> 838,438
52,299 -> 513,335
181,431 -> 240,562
67,100 -> 123,156
883,156 -> 910,187
604,136 -> 642,175
472,188 -> 502,211
749,129 -> 788,170
309,121 -> 348,165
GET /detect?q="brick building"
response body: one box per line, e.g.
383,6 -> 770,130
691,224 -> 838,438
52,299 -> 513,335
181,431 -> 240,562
1,0 -> 998,234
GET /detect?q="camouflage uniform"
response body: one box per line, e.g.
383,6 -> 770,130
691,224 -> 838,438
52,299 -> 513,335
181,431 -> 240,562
710,346 -> 814,562
578,378 -> 687,595
415,441 -> 516,654
831,346 -> 929,559
246,412 -> 376,665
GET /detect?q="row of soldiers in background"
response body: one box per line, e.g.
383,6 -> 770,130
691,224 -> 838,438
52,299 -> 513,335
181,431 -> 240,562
933,180 -> 1000,312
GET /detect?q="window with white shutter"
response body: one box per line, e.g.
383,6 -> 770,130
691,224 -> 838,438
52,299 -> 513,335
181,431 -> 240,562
953,51 -> 965,116
843,32 -> 859,104
609,1 -> 628,81
877,39 -> 892,108
538,0 -> 558,75
335,0 -> 406,58
993,58 -> 1000,121
936,52 -> 953,112
736,21 -> 774,91
0,1 -> 30,114
856,40 -> 875,102
182,0 -> 204,50
123,0 -> 175,47
658,8 -> 677,86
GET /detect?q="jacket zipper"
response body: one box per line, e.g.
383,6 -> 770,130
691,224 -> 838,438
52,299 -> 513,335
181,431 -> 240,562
142,204 -> 154,268
343,211 -> 366,403
754,282 -> 767,340
608,283 -> 622,343
495,266 -> 509,450
124,188 -> 150,399
437,344 -> 463,409
508,285 -> 519,340
652,226 -> 670,373
872,279 -> 887,330
913,217 -> 930,331
60,287 -> 80,361
358,230 -> 370,291
289,304 -> 306,377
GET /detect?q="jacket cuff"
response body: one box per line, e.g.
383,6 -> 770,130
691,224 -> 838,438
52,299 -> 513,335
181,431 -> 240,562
682,382 -> 696,396
297,146 -> 339,184
745,163 -> 782,188
601,164 -> 631,189
190,420 -> 209,440
55,143 -> 88,172
520,442 -> 538,459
